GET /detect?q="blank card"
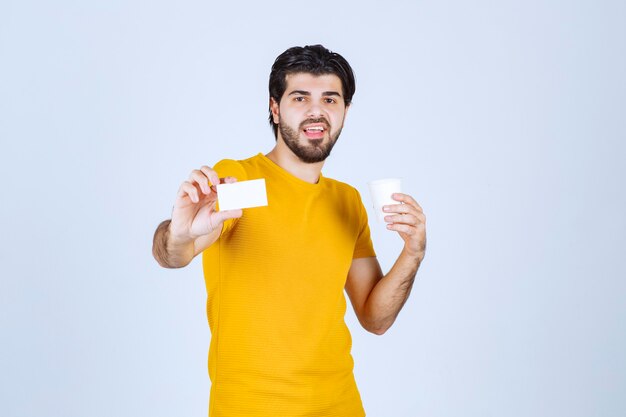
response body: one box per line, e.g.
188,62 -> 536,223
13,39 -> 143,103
216,178 -> 268,211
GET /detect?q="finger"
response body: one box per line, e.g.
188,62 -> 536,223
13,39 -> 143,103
384,213 -> 418,226
214,208 -> 243,223
188,170 -> 212,195
208,176 -> 238,193
391,193 -> 423,212
386,222 -> 416,235
384,207 -> 426,225
177,181 -> 200,203
199,165 -> 220,188
383,203 -> 418,216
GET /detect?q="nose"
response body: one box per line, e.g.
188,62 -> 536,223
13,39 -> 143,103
306,102 -> 325,118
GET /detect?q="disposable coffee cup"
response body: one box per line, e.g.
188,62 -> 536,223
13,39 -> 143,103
367,178 -> 402,222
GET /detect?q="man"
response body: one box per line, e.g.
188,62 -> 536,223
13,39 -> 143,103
152,45 -> 426,417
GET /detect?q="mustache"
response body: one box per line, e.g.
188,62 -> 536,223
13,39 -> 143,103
299,118 -> 330,130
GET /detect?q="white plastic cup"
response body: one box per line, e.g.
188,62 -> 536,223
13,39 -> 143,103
367,178 -> 402,222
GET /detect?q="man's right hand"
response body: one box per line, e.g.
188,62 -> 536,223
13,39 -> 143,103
153,165 -> 243,268
170,165 -> 243,242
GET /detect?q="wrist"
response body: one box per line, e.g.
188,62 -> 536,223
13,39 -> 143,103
167,221 -> 195,245
153,220 -> 194,268
401,247 -> 424,265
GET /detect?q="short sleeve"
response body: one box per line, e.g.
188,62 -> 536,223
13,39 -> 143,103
352,189 -> 376,259
213,159 -> 249,236
213,159 -> 248,183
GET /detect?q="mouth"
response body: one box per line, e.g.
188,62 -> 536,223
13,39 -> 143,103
302,123 -> 328,140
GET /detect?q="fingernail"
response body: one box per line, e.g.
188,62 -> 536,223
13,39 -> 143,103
383,206 -> 390,212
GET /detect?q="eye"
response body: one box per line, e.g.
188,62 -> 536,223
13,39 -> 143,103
294,96 -> 306,102
324,97 -> 337,104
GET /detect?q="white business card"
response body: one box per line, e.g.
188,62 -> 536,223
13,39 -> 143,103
216,178 -> 268,211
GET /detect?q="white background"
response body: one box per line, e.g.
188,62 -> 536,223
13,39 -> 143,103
1,1 -> 625,416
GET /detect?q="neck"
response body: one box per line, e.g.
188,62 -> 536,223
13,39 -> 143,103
266,140 -> 324,184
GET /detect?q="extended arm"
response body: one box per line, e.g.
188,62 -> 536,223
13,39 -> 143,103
345,193 -> 426,335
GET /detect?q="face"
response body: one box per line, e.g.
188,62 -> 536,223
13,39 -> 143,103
271,73 -> 349,163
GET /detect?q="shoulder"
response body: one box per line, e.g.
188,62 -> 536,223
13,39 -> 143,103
323,177 -> 371,228
323,177 -> 364,202
213,154 -> 262,182
323,176 -> 358,194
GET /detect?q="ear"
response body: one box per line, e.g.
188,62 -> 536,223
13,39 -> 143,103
270,97 -> 280,124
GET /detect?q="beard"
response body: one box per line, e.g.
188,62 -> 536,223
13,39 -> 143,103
278,117 -> 343,164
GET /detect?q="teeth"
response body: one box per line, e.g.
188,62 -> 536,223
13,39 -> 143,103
306,127 -> 324,131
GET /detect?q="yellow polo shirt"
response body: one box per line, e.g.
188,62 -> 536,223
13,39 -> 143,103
202,153 -> 375,416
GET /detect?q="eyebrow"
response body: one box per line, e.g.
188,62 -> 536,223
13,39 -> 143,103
288,90 -> 343,97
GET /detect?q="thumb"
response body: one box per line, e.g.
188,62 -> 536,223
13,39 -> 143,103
213,208 -> 243,225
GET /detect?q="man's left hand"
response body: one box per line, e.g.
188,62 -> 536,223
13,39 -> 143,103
383,193 -> 427,262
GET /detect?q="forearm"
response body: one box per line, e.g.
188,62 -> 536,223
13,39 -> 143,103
362,250 -> 422,334
152,220 -> 195,268
346,193 -> 426,335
